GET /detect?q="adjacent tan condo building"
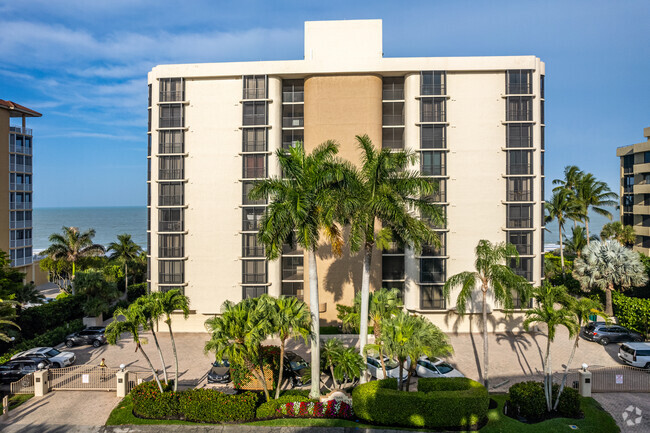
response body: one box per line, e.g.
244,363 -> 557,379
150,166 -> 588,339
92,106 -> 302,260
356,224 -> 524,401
147,20 -> 546,332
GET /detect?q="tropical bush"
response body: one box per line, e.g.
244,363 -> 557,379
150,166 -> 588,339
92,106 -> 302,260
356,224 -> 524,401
612,292 -> 650,337
14,295 -> 84,341
0,319 -> 85,363
277,400 -> 354,419
507,381 -> 581,421
127,282 -> 147,302
352,378 -> 488,429
255,394 -> 312,419
230,345 -> 281,391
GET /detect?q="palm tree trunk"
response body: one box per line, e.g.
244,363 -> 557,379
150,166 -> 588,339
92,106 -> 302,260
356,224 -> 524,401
329,362 -> 340,389
585,219 -> 590,245
358,243 -> 372,383
376,325 -> 388,378
605,283 -> 614,316
166,318 -> 179,392
559,224 -> 565,272
275,338 -> 287,400
544,335 -> 552,412
308,248 -> 320,399
138,342 -> 163,392
405,364 -> 415,392
482,288 -> 489,389
248,359 -> 271,402
150,325 -> 168,384
398,360 -> 404,391
554,332 -> 579,411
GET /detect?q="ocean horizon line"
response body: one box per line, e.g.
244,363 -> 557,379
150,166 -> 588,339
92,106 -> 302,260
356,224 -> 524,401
34,205 -> 146,210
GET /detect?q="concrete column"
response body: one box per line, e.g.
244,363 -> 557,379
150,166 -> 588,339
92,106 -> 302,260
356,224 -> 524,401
33,369 -> 49,397
116,370 -> 129,398
2,395 -> 8,420
579,369 -> 592,397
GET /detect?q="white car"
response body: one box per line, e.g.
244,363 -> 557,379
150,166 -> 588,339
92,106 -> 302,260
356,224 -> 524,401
366,355 -> 409,380
11,347 -> 76,368
618,342 -> 650,368
415,357 -> 464,378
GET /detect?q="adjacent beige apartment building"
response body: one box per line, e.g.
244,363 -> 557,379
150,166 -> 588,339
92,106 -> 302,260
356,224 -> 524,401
147,20 -> 545,332
617,127 -> 650,254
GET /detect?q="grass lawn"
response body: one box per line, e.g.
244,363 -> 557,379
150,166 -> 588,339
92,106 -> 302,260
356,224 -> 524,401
107,393 -> 619,432
8,394 -> 33,411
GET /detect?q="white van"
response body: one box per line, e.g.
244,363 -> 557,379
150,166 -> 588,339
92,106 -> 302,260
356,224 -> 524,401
618,342 -> 650,368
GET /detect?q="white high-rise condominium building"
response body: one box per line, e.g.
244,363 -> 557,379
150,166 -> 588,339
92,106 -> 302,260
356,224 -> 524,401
147,20 -> 545,332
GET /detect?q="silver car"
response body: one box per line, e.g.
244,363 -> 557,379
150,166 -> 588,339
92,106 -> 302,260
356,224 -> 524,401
415,356 -> 464,378
11,347 -> 76,368
366,355 -> 409,380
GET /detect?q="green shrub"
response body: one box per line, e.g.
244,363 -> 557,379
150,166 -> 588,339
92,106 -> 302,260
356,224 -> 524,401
612,292 -> 650,337
0,319 -> 85,363
555,385 -> 581,418
507,381 -> 547,421
352,378 -> 488,429
127,283 -> 147,303
255,394 -> 311,419
15,295 -> 85,340
131,381 -> 178,419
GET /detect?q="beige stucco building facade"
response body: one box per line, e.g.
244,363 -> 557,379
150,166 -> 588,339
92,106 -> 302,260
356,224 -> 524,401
617,127 -> 650,254
147,20 -> 545,333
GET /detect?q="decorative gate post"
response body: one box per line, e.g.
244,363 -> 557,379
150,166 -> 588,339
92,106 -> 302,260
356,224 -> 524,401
579,363 -> 592,397
2,395 -> 8,420
34,370 -> 49,397
116,369 -> 129,398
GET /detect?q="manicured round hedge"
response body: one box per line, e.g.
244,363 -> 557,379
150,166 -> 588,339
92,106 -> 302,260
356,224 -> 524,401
507,381 -> 581,421
352,377 -> 489,429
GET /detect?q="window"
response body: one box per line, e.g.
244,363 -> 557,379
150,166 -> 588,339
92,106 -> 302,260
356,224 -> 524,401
243,128 -> 267,152
507,204 -> 533,228
507,177 -> 533,201
421,233 -> 446,256
282,257 -> 304,281
242,155 -> 267,179
242,260 -> 266,284
623,175 -> 634,193
148,109 -> 151,132
421,151 -> 445,176
242,233 -> 264,257
427,179 -> 446,203
383,102 -> 404,126
507,150 -> 533,175
382,256 -> 404,280
423,205 -> 446,229
159,234 -> 184,258
159,78 -> 184,102
509,257 -> 533,281
282,79 -> 304,103
242,101 -> 267,125
159,182 -> 184,206
159,260 -> 184,284
512,289 -> 532,309
420,285 -> 445,309
382,128 -> 404,150
540,100 -> 545,125
148,84 -> 152,106
421,98 -> 446,122
421,125 -> 446,149
282,104 -> 304,128
243,75 -> 266,99
421,71 -> 446,95
622,214 -> 634,226
540,126 -> 545,150
420,258 -> 445,283
159,104 -> 183,128
383,77 -> 404,100
382,281 -> 404,296
540,75 -> 545,99
506,97 -> 532,121
282,130 -> 303,150
506,124 -> 533,148
281,281 -> 303,300
243,207 -> 265,231
644,152 -> 650,164
242,181 -> 267,205
159,130 -> 184,154
243,286 -> 267,299
159,156 -> 184,180
506,70 -> 532,95
508,231 -> 533,255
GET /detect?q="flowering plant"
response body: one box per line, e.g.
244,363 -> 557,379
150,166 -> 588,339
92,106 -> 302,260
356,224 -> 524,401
277,400 -> 354,419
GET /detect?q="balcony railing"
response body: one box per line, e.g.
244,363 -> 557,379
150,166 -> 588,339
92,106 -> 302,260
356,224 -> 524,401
382,89 -> 404,100
10,239 -> 31,248
283,91 -> 304,103
159,273 -> 184,284
421,165 -> 446,177
12,256 -> 32,267
9,126 -> 32,136
159,247 -> 184,258
159,196 -> 184,206
506,138 -> 533,148
282,269 -> 304,281
10,164 -> 33,173
159,117 -> 183,128
421,112 -> 446,123
420,272 -> 446,284
159,221 -> 184,232
624,186 -> 634,193
243,167 -> 266,179
506,110 -> 532,122
242,273 -> 266,284
282,117 -> 304,128
507,218 -> 533,229
159,91 -> 184,102
243,114 -> 266,126
420,84 -> 445,95
382,139 -> 404,150
9,183 -> 32,192
243,246 -> 265,257
243,88 -> 266,99
243,142 -> 266,152
506,83 -> 532,95
421,244 -> 446,256
507,164 -> 532,175
10,202 -> 31,210
9,145 -> 32,155
10,220 -> 32,229
507,191 -> 533,201
512,244 -> 533,255
383,114 -> 404,126
159,169 -> 184,180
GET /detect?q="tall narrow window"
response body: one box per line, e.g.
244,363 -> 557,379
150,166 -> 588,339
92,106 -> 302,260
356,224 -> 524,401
421,151 -> 446,176
159,131 -> 184,154
421,98 -> 446,122
159,104 -> 183,128
159,182 -> 184,206
242,128 -> 267,152
242,155 -> 267,179
159,156 -> 184,180
243,75 -> 267,99
242,102 -> 267,125
506,124 -> 533,148
421,71 -> 446,95
506,70 -> 532,95
159,78 -> 184,102
506,97 -> 533,121
421,125 -> 446,149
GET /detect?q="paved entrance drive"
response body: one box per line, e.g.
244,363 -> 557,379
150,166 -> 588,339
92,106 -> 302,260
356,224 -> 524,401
594,393 -> 650,432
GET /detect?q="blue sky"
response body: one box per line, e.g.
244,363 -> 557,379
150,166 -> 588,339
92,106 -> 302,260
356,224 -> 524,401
0,0 -> 648,208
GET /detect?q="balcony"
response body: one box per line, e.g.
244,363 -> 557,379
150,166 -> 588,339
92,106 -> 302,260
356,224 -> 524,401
242,273 -> 266,284
633,205 -> 650,214
282,117 -> 304,128
9,126 -> 32,136
159,196 -> 184,207
159,221 -> 184,232
9,144 -> 32,155
159,117 -> 183,128
506,83 -> 532,95
12,256 -> 33,267
10,164 -> 33,173
9,183 -> 32,192
159,91 -> 184,102
633,184 -> 650,194
507,218 -> 533,229
420,84 -> 445,96
159,247 -> 184,258
10,220 -> 32,229
420,112 -> 446,123
634,163 -> 650,174
506,191 -> 533,202
243,88 -> 267,100
10,202 -> 31,210
159,169 -> 185,181
243,246 -> 265,257
10,239 -> 31,248
506,164 -> 532,175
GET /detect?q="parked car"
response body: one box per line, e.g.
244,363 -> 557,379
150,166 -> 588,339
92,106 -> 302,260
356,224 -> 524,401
0,357 -> 51,384
415,356 -> 464,378
582,323 -> 644,345
207,359 -> 231,384
284,351 -> 310,387
65,328 -> 107,348
618,342 -> 650,368
366,355 -> 409,380
11,347 -> 76,368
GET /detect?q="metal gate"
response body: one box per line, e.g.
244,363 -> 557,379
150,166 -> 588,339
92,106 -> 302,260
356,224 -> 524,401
591,365 -> 650,393
49,365 -> 120,391
10,372 -> 34,394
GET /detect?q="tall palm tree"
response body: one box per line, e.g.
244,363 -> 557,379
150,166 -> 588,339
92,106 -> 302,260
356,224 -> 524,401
271,296 -> 312,399
575,174 -> 618,243
600,221 -> 636,247
249,141 -> 354,399
552,165 -> 584,195
555,297 -> 607,411
132,295 -> 168,384
523,284 -> 579,412
43,226 -> 105,279
443,240 -> 531,389
545,190 -> 581,271
573,240 -> 648,315
154,289 -> 190,391
347,135 -> 444,375
107,234 -> 142,297
105,306 -> 164,392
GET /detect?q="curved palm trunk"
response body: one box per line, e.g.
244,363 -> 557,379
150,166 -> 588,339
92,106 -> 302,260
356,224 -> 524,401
482,288 -> 489,389
555,331 -> 579,411
605,283 -> 614,316
358,243 -> 372,383
544,336 -> 552,412
149,325 -> 169,384
308,248 -> 321,399
165,318 -> 179,392
559,225 -> 565,272
138,342 -> 163,392
328,360 -> 340,390
274,337 -> 287,400
374,324 -> 388,378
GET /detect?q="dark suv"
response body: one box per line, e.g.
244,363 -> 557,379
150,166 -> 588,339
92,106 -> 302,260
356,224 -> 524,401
0,357 -> 51,384
284,351 -> 309,387
65,328 -> 106,348
582,322 -> 644,346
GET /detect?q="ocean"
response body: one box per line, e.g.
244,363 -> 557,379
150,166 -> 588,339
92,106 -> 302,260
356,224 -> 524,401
33,207 -> 147,253
543,206 -> 619,248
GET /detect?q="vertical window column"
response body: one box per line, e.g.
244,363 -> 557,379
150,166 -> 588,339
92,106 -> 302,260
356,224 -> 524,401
8,127 -> 34,268
382,77 -> 405,149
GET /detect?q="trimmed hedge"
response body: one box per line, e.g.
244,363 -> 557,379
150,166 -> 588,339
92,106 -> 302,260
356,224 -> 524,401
613,292 -> 650,337
0,319 -> 85,364
131,381 -> 258,423
352,378 -> 488,429
507,381 -> 581,421
255,394 -> 312,419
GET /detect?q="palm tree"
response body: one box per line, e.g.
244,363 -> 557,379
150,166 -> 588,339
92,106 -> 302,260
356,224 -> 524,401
443,240 -> 531,389
107,234 -> 142,297
552,165 -> 584,195
600,221 -> 636,247
12,283 -> 45,312
545,190 -> 581,271
249,141 -> 354,399
105,306 -> 164,392
271,296 -> 312,399
347,135 -> 444,375
205,296 -> 275,401
154,289 -> 190,392
563,226 -> 597,257
43,226 -> 105,280
132,295 -> 168,384
320,338 -> 366,391
575,174 -> 618,243
573,240 -> 648,315
523,283 -> 579,412
555,297 -> 607,411
0,298 -> 19,343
